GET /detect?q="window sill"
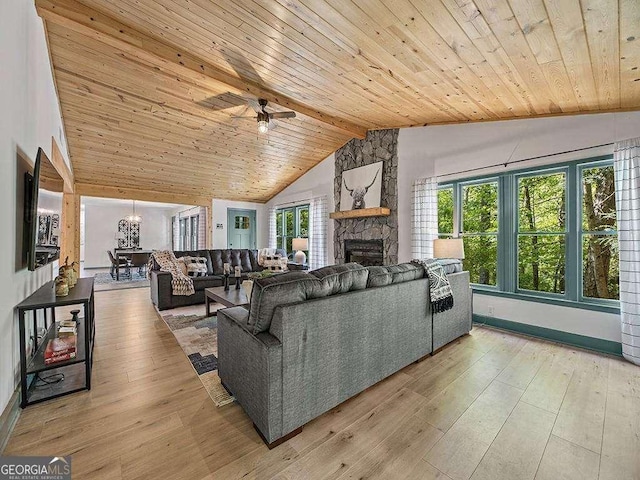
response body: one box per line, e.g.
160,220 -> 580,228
472,287 -> 620,315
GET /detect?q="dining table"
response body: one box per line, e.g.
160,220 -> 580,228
113,249 -> 153,280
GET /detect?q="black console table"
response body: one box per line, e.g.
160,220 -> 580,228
16,277 -> 95,407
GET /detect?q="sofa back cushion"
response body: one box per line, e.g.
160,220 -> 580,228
309,263 -> 369,295
249,272 -> 322,334
209,250 -> 227,275
366,266 -> 393,287
366,263 -> 424,287
230,249 -> 254,272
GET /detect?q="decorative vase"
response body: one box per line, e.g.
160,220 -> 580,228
55,276 -> 69,297
243,280 -> 253,302
70,261 -> 78,287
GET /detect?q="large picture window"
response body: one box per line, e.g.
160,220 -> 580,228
435,156 -> 619,309
275,204 -> 309,259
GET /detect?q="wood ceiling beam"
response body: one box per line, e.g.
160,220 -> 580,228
35,0 -> 368,140
75,183 -> 213,207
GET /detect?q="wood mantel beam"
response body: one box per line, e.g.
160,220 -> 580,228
35,0 -> 368,140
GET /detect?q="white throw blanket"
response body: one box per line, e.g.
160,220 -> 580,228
150,250 -> 195,296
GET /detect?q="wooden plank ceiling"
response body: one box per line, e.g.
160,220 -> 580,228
38,0 -> 639,203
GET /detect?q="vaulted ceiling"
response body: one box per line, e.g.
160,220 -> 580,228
38,0 -> 639,204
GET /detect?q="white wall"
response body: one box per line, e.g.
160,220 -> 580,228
212,199 -> 267,249
267,154 -> 335,260
0,0 -> 70,414
83,203 -> 174,268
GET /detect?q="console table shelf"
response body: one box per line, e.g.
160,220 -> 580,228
329,207 -> 390,219
16,277 -> 95,407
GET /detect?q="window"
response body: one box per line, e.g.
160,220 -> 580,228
437,186 -> 454,238
517,171 -> 566,294
581,164 -> 618,300
435,156 -> 619,309
462,181 -> 498,286
276,204 -> 309,259
235,215 -> 250,230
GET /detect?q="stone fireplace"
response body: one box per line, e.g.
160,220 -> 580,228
333,129 -> 398,265
344,239 -> 384,266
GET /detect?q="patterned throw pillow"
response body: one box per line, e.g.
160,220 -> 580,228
175,257 -> 188,276
261,254 -> 288,272
183,256 -> 208,277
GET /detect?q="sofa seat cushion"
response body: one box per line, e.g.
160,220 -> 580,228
309,263 -> 369,295
249,272 -> 321,334
191,275 -> 224,291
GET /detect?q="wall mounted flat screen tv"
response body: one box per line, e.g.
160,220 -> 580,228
24,148 -> 63,271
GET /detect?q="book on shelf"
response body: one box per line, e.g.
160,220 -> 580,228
44,335 -> 76,364
44,351 -> 76,365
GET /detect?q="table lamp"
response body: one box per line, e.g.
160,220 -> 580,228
292,238 -> 308,264
433,238 -> 465,259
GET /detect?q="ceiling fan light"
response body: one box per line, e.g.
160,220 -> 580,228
257,119 -> 269,134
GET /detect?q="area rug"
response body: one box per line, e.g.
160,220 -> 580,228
158,305 -> 235,407
93,271 -> 150,291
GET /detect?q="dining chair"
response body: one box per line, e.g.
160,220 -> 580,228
130,252 -> 150,277
108,250 -> 130,280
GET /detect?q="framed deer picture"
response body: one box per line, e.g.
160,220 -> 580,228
340,161 -> 383,211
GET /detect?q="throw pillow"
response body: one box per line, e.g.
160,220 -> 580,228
183,256 -> 208,277
175,257 -> 188,276
261,254 -> 288,272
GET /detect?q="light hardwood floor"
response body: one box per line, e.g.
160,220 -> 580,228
5,287 -> 640,480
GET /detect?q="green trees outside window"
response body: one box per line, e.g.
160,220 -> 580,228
582,165 -> 618,299
436,157 -> 619,307
517,172 -> 566,293
276,204 -> 309,259
462,182 -> 498,286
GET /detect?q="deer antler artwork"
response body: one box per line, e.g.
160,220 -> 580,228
343,168 -> 380,209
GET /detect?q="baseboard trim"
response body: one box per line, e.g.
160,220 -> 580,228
473,314 -> 623,357
0,389 -> 21,454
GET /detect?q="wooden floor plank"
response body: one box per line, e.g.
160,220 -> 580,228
469,401 -> 555,480
552,351 -> 609,453
424,380 -> 523,480
535,434 -> 600,480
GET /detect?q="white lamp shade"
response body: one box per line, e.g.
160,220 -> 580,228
292,238 -> 308,251
433,238 -> 465,259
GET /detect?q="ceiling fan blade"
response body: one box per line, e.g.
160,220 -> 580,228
268,119 -> 278,130
229,115 -> 255,120
269,111 -> 296,119
247,99 -> 262,114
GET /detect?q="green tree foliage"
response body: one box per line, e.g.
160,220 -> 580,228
518,173 -> 566,293
437,188 -> 454,234
462,182 -> 498,285
582,166 -> 618,299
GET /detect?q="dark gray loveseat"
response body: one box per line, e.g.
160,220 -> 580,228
217,262 -> 472,447
150,248 -> 285,310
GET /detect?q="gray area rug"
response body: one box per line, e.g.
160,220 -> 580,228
93,271 -> 150,291
157,307 -> 234,407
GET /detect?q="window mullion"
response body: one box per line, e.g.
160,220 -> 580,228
566,166 -> 579,302
501,174 -> 516,293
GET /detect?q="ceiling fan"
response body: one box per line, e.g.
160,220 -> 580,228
233,98 -> 297,133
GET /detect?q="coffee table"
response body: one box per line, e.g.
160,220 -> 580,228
205,286 -> 249,316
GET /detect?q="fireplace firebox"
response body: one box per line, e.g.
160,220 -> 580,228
344,239 -> 384,266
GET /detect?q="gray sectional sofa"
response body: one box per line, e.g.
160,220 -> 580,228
217,262 -> 473,447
